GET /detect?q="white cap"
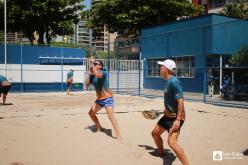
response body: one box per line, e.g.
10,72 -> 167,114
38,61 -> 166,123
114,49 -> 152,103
157,59 -> 176,73
71,68 -> 74,71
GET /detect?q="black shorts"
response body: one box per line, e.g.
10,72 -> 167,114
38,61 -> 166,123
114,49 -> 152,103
0,85 -> 11,95
157,116 -> 184,132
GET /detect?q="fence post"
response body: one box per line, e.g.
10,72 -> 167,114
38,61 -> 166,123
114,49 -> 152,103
4,0 -> 7,78
138,38 -> 141,96
116,40 -> 120,94
219,55 -> 223,95
203,67 -> 207,102
61,47 -> 64,92
107,39 -> 110,83
20,43 -> 24,92
202,27 -> 207,103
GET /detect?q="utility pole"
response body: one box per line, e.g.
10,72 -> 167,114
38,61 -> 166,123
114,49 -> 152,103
4,0 -> 7,77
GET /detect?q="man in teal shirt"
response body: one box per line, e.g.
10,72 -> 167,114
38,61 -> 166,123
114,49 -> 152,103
151,59 -> 189,165
66,68 -> 74,95
0,74 -> 11,105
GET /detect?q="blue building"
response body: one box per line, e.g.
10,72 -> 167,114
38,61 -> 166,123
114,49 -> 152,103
141,14 -> 248,93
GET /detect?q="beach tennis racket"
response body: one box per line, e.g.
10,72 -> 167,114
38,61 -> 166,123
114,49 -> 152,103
142,110 -> 163,120
142,109 -> 177,120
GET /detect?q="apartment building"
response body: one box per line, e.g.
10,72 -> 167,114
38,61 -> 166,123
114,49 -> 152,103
75,20 -> 91,47
91,0 -> 116,52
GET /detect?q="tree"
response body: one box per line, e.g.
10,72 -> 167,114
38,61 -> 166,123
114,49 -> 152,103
5,0 -> 84,45
229,45 -> 248,67
0,0 -> 3,30
228,45 -> 248,85
86,0 -> 204,38
220,2 -> 248,19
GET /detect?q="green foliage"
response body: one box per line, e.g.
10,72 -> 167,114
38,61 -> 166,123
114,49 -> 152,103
0,1 -> 3,32
1,41 -> 88,51
229,45 -> 248,67
87,0 -> 204,37
96,51 -> 116,59
3,0 -> 84,45
0,33 -> 3,43
220,2 -> 248,19
85,50 -> 115,59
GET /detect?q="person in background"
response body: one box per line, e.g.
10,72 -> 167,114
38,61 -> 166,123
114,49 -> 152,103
66,68 -> 74,95
0,74 -> 11,105
220,75 -> 230,96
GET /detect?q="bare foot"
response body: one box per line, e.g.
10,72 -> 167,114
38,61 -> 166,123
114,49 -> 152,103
96,126 -> 103,132
116,135 -> 124,143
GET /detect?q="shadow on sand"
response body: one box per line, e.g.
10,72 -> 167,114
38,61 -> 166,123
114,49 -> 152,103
138,145 -> 176,165
0,103 -> 13,106
85,125 -> 113,138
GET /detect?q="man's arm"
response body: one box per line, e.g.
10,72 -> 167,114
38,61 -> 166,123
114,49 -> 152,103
176,98 -> 184,121
169,98 -> 185,135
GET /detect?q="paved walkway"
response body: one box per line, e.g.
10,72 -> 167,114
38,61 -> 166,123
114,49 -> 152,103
114,89 -> 248,109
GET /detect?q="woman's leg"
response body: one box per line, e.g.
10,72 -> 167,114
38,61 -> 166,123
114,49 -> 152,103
88,103 -> 103,131
105,106 -> 123,140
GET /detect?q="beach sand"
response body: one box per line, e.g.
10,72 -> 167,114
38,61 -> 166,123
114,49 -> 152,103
0,92 -> 247,165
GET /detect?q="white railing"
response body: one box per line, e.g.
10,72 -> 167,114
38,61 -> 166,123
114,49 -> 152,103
82,58 -> 143,71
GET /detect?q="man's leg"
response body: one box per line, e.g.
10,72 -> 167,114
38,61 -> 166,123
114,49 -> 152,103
66,84 -> 71,95
3,94 -> 6,105
151,124 -> 166,156
105,106 -> 123,140
168,131 -> 189,165
88,103 -> 103,131
66,83 -> 69,95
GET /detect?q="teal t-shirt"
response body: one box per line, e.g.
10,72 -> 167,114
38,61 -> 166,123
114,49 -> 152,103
92,70 -> 109,92
0,75 -> 7,83
164,76 -> 183,113
67,71 -> 74,79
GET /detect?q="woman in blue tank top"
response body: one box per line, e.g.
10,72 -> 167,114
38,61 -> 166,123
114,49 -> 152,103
86,57 -> 123,141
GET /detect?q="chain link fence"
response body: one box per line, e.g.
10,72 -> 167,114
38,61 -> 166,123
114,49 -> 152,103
1,23 -> 247,108
0,41 -> 143,94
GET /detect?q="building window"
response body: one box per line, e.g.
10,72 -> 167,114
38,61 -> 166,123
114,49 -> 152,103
174,56 -> 195,78
147,58 -> 165,77
210,0 -> 227,8
147,56 -> 195,78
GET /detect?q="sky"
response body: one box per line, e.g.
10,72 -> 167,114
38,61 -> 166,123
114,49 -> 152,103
82,0 -> 91,10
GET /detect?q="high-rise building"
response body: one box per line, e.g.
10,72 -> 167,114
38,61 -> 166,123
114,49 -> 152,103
75,20 -> 91,47
91,0 -> 116,52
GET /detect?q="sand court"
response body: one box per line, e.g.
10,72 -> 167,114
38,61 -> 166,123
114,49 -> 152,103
0,92 -> 247,165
